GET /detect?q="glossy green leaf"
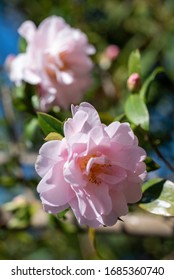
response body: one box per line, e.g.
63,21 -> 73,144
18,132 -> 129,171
145,156 -> 160,172
128,49 -> 141,76
139,179 -> 174,216
141,178 -> 165,202
125,94 -> 149,131
140,67 -> 164,101
37,112 -> 64,136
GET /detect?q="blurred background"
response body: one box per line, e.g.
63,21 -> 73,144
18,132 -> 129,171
0,0 -> 174,259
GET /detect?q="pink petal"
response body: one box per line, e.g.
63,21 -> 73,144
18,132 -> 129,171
61,71 -> 74,84
127,162 -> 147,183
105,121 -> 120,138
110,190 -> 128,217
23,69 -> 41,84
111,145 -> 146,171
98,165 -> 127,185
64,155 -> 86,187
38,161 -> 75,206
69,197 -> 102,227
84,182 -> 112,216
9,54 -> 26,85
64,111 -> 88,139
18,20 -> 36,42
100,212 -> 118,227
88,125 -> 108,146
70,183 -> 112,222
38,16 -> 66,45
85,155 -> 107,174
71,102 -> 101,127
35,140 -> 66,177
73,187 -> 99,220
105,122 -> 135,145
123,181 -> 142,203
43,202 -> 69,214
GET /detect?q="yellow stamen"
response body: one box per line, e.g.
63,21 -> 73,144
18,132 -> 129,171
78,155 -> 111,185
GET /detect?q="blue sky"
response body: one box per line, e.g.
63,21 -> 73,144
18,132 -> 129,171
0,5 -> 23,66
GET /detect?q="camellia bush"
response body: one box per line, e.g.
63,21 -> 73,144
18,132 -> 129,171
2,5 -> 174,259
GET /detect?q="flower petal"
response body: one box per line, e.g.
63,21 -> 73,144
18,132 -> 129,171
123,181 -> 142,203
110,190 -> 128,217
98,165 -> 127,185
9,54 -> 26,85
105,122 -> 135,145
71,102 -> 101,127
84,182 -> 112,216
64,154 -> 86,187
69,197 -> 102,227
111,145 -> 146,171
23,69 -> 41,84
64,111 -> 88,139
35,140 -> 67,178
38,161 -> 75,206
18,20 -> 36,42
43,202 -> 69,214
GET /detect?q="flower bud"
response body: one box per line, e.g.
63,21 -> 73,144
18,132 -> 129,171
105,44 -> 120,61
99,45 -> 120,70
127,73 -> 142,92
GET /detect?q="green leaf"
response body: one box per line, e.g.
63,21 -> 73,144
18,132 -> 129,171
37,112 -> 64,136
145,156 -> 160,172
57,209 -> 69,219
125,94 -> 149,131
114,113 -> 126,122
140,67 -> 164,101
128,49 -> 141,76
99,112 -> 114,125
19,37 -> 27,53
141,178 -> 165,202
25,118 -> 38,140
13,84 -> 25,98
44,132 -> 63,141
139,179 -> 174,216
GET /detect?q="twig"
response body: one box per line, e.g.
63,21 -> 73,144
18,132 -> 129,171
149,136 -> 174,173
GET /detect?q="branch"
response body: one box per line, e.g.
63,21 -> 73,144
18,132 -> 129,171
149,136 -> 174,173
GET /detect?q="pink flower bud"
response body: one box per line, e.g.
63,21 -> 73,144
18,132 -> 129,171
105,44 -> 120,61
99,45 -> 120,70
127,73 -> 142,92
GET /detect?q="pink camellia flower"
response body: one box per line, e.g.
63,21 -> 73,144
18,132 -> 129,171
35,102 -> 147,228
7,16 -> 95,111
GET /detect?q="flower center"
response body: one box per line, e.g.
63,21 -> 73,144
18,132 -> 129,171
78,154 -> 94,171
45,52 -> 68,79
79,155 -> 111,185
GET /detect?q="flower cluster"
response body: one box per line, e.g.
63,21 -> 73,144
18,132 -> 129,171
35,102 -> 146,227
7,16 -> 95,111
